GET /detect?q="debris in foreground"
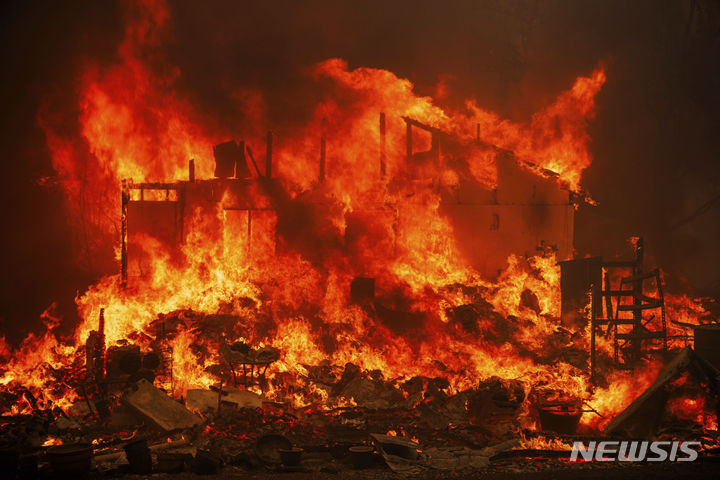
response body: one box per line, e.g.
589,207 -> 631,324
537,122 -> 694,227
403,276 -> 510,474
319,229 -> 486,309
122,379 -> 202,432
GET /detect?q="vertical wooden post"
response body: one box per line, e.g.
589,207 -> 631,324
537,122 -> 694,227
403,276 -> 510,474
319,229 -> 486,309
266,131 -> 273,179
603,271 -> 619,363
237,141 -> 245,179
630,237 -> 644,362
379,112 -> 386,177
188,159 -> 195,182
178,185 -> 185,245
476,123 -> 481,144
431,133 -> 440,166
121,180 -> 129,287
603,271 -> 613,322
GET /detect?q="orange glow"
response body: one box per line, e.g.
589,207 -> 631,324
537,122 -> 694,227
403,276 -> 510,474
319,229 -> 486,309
1,0 -> 713,438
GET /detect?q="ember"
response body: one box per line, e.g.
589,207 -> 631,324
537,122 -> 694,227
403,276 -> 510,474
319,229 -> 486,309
2,0 -> 720,478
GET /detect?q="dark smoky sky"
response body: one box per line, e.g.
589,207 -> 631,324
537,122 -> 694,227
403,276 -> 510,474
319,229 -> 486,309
1,0 -> 719,343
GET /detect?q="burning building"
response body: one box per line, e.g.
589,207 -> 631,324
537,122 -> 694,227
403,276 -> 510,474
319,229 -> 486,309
123,115 -> 577,284
1,0 -> 720,478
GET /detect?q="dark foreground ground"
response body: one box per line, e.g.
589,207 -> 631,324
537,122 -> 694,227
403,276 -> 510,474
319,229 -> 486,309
79,460 -> 720,480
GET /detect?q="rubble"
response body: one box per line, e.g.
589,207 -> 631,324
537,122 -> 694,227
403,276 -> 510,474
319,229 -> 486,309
187,387 -> 264,414
186,389 -> 219,413
255,433 -> 292,464
370,433 -> 425,474
223,387 -> 265,408
340,376 -> 401,410
425,446 -> 490,470
156,451 -> 189,473
2,303 -> 720,478
122,379 -> 202,432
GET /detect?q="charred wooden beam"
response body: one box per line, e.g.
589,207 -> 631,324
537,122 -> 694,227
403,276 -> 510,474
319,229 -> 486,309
629,237 -> 645,362
121,180 -> 129,287
431,133 -> 440,165
401,115 -> 448,135
245,144 -> 262,177
178,184 -> 185,245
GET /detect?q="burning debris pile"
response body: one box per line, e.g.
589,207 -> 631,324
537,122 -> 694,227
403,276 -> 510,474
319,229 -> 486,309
2,0 -> 720,477
1,250 -> 719,477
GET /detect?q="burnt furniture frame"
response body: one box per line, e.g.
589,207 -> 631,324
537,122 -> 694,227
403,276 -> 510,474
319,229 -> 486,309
589,238 -> 667,378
